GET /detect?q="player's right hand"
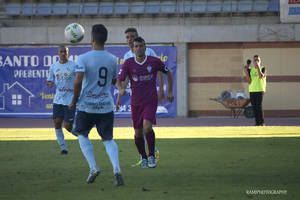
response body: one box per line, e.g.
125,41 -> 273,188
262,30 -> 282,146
167,91 -> 174,102
47,81 -> 53,88
119,88 -> 127,96
69,103 -> 75,110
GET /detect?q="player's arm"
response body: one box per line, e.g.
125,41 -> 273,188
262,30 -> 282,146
112,77 -> 118,109
254,59 -> 265,79
122,76 -> 130,88
115,78 -> 126,112
116,62 -> 129,111
243,67 -> 251,84
160,64 -> 174,102
69,72 -> 84,109
157,71 -> 165,104
115,66 -> 125,94
116,61 -> 129,96
46,66 -> 54,88
116,79 -> 126,96
112,78 -> 117,85
116,63 -> 127,111
257,67 -> 266,79
115,92 -> 122,111
165,70 -> 174,102
262,67 -> 266,77
46,81 -> 54,88
243,60 -> 251,84
149,48 -> 165,103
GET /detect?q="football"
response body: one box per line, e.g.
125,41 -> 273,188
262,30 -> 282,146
64,23 -> 85,43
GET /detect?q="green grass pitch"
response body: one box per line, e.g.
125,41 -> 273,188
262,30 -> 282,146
0,127 -> 300,200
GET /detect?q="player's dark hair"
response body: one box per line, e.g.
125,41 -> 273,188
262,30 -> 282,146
92,24 -> 108,45
133,36 -> 145,44
253,55 -> 259,59
58,45 -> 67,50
125,27 -> 138,35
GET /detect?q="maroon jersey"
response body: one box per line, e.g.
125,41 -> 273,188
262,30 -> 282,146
118,56 -> 168,106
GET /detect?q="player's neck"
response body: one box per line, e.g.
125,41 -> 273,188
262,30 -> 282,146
136,55 -> 146,63
93,43 -> 104,50
59,59 -> 68,64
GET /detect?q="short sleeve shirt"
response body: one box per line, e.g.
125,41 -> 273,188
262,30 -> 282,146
47,60 -> 77,105
76,50 -> 117,113
118,56 -> 168,106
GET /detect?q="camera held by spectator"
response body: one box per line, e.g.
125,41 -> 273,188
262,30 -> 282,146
244,59 -> 251,69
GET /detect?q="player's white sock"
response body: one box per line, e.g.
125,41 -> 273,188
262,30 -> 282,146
103,140 -> 121,174
55,128 -> 67,151
78,135 -> 97,170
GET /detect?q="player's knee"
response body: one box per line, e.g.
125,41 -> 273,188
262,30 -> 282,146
64,123 -> 73,132
53,118 -> 63,129
134,129 -> 143,138
54,123 -> 62,129
143,120 -> 152,133
143,126 -> 152,134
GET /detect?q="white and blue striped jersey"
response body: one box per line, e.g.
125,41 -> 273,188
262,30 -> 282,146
123,47 -> 157,60
76,50 -> 117,114
47,60 -> 77,105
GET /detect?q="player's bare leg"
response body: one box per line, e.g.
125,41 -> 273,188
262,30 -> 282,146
134,128 -> 148,168
143,133 -> 159,162
64,121 -> 78,137
143,120 -> 156,168
63,121 -> 73,133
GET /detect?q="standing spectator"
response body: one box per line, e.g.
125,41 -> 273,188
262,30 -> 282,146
244,55 -> 266,126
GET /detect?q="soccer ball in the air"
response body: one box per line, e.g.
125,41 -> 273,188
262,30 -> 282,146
64,23 -> 85,43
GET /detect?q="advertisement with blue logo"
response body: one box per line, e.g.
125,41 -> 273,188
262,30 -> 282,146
280,0 -> 300,23
0,46 -> 177,118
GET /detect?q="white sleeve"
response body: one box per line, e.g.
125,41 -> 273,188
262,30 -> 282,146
148,48 -> 157,57
47,65 -> 54,82
75,56 -> 85,72
123,51 -> 131,61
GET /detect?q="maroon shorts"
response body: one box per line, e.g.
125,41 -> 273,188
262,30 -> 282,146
131,103 -> 157,129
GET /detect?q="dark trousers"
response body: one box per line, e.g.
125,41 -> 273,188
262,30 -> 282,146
250,92 -> 264,126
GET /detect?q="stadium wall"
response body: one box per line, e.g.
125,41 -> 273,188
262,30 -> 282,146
1,17 -> 300,117
188,42 -> 300,117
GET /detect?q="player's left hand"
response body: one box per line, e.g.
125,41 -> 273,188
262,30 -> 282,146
69,102 -> 75,110
47,81 -> 54,88
167,91 -> 174,102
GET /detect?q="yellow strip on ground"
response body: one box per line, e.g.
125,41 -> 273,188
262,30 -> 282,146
1,126 -> 300,141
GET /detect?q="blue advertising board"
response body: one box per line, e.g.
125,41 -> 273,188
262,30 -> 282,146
0,46 -> 177,118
